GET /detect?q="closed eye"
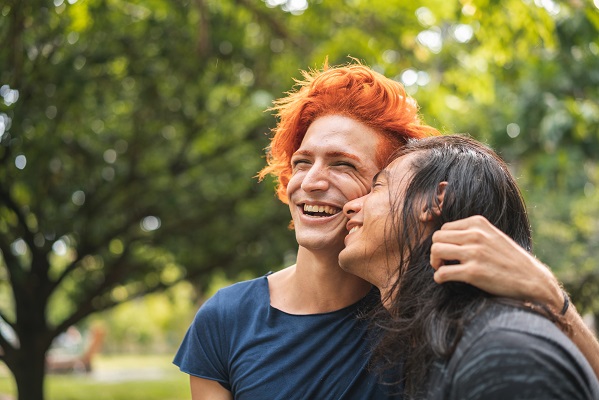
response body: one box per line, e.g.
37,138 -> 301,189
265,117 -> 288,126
292,159 -> 311,169
291,158 -> 312,171
333,161 -> 356,169
371,171 -> 387,189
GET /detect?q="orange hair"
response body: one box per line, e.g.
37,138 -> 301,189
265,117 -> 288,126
259,61 -> 440,203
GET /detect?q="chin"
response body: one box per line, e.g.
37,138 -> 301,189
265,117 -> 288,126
298,238 -> 336,251
297,234 -> 345,253
338,253 -> 355,273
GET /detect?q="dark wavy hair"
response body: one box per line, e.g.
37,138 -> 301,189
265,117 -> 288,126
371,135 -> 556,398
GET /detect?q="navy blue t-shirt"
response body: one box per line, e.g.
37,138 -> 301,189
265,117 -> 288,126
174,275 -> 397,399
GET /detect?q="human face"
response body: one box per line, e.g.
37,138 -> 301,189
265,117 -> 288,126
338,155 -> 415,293
287,115 -> 382,255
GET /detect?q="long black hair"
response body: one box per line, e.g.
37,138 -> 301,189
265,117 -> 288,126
371,135 -> 547,398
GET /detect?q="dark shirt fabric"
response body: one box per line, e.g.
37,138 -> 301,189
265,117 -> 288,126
427,303 -> 599,400
174,275 -> 398,400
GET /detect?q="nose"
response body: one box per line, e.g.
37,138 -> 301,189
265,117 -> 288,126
343,196 -> 363,218
300,163 -> 330,192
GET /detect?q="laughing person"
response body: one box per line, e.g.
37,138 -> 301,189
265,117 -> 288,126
339,135 -> 599,399
174,61 -> 599,399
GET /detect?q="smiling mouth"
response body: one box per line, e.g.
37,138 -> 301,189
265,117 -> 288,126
302,204 -> 341,217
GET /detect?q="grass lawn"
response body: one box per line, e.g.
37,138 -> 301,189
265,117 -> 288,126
0,354 -> 190,400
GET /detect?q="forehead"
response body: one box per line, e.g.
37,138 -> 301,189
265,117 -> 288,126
384,153 -> 417,184
298,115 -> 382,160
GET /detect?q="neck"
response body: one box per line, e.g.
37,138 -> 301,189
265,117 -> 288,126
377,275 -> 398,310
268,246 -> 372,314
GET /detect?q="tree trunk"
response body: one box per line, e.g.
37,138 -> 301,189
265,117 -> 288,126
10,351 -> 46,400
6,325 -> 50,400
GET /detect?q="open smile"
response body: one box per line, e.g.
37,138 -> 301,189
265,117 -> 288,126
344,221 -> 362,244
301,203 -> 342,218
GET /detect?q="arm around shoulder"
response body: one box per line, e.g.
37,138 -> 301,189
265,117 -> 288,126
190,376 -> 233,400
430,215 -> 599,380
564,302 -> 599,380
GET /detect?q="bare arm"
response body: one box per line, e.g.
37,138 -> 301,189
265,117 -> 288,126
429,215 -> 599,379
563,303 -> 599,380
190,376 -> 233,400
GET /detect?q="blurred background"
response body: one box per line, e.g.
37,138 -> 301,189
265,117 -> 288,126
1,0 -> 598,399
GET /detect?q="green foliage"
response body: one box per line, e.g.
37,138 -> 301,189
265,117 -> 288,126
97,282 -> 197,354
1,0 -> 599,398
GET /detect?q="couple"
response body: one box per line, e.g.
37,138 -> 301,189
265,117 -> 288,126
174,62 -> 599,399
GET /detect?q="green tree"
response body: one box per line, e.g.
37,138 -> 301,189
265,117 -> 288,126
2,0 -> 598,399
413,0 -> 599,315
0,1 -> 300,398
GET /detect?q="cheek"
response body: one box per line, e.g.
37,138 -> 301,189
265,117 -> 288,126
336,174 -> 373,200
286,172 -> 304,196
354,167 -> 381,196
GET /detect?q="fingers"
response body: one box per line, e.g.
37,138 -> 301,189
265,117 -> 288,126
434,216 -> 507,252
430,242 -> 463,270
438,215 -> 490,232
432,229 -> 475,246
434,216 -> 496,246
432,216 -> 568,306
433,264 -> 472,284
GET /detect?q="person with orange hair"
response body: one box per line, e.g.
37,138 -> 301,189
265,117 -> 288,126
176,62 -> 427,400
174,62 -> 599,400
259,62 -> 438,204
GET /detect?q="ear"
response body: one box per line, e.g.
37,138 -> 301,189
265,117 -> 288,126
418,182 -> 447,222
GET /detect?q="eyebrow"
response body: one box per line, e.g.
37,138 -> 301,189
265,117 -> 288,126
292,150 -> 361,162
327,151 -> 360,161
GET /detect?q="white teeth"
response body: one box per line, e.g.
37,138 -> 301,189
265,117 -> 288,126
303,204 -> 339,215
349,226 -> 358,234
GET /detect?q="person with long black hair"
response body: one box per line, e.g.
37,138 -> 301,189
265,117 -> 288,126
340,135 -> 599,399
175,61 -> 599,399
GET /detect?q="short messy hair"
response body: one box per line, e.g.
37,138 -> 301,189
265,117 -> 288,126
258,61 -> 440,203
